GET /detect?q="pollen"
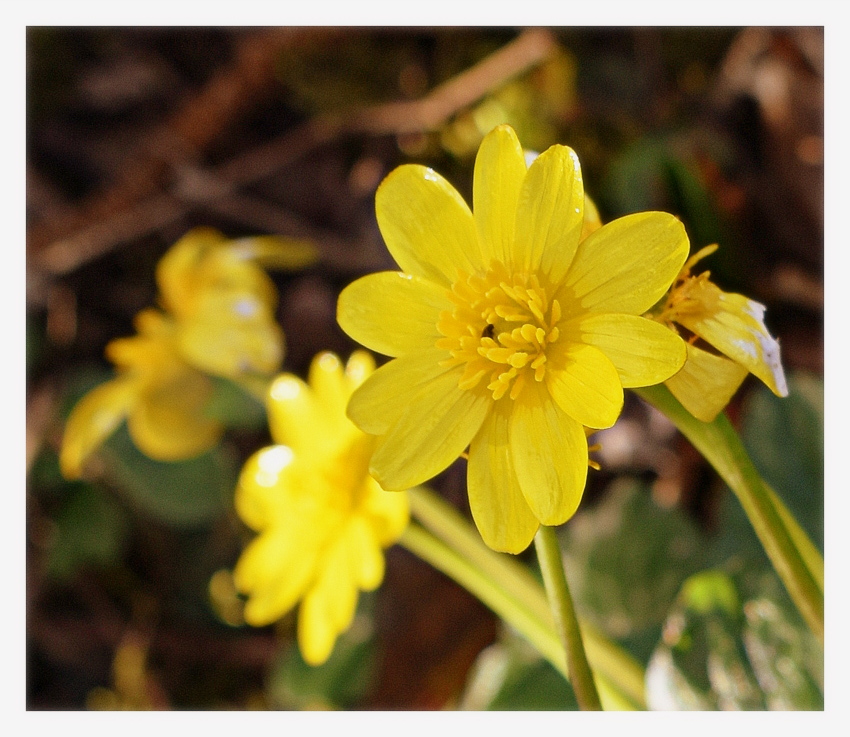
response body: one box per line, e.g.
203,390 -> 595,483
436,262 -> 562,401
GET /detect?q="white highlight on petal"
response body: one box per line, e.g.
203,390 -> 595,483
733,338 -> 758,360
255,445 -> 294,486
270,376 -> 302,401
234,297 -> 259,318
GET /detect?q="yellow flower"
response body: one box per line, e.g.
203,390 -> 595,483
233,351 -> 409,665
337,124 -> 688,554
60,228 -> 308,478
656,244 -> 789,421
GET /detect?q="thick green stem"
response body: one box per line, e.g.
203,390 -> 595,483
635,384 -> 823,644
534,525 -> 602,711
406,486 -> 646,709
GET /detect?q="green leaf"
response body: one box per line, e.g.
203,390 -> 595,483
203,376 -> 267,430
740,372 -> 823,549
645,570 -> 822,710
99,425 -> 237,528
561,478 -> 708,639
265,598 -> 377,710
46,484 -> 130,581
458,628 -> 578,711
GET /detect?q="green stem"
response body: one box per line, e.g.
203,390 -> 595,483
635,384 -> 823,644
398,523 -> 638,711
534,525 -> 602,710
407,486 -> 646,709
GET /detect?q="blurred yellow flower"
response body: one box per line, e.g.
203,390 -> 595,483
233,351 -> 409,666
656,245 -> 789,421
338,124 -> 688,554
60,228 -> 314,478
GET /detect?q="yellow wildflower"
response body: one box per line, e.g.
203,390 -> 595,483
656,244 -> 789,421
337,124 -> 688,554
60,228 -> 310,478
233,351 -> 409,666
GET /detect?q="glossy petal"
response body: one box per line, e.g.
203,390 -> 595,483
368,369 -> 490,490
59,377 -> 138,479
545,342 -> 624,429
473,124 -> 527,268
676,291 -> 788,397
233,445 -> 297,531
563,313 -> 687,388
468,403 -> 540,553
337,271 -> 449,357
376,164 -> 480,285
128,369 -> 222,461
346,349 -> 449,436
666,343 -> 749,422
560,212 -> 689,316
514,143 -> 584,285
510,383 -> 588,526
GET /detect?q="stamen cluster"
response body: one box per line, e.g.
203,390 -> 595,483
436,262 -> 562,401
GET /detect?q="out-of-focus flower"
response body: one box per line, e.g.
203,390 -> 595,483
654,245 -> 788,421
60,228 -> 315,478
233,351 -> 409,666
337,124 -> 687,554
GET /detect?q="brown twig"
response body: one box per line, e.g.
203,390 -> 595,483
28,28 -> 559,280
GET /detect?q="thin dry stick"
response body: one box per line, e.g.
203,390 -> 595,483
29,28 -> 559,279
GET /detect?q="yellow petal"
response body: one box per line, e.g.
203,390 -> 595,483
297,541 -> 359,665
368,369 -> 490,490
375,164 -> 480,285
236,530 -> 318,626
560,212 -> 689,316
178,290 -> 283,378
127,368 -> 222,461
675,290 -> 788,397
307,351 -> 351,428
509,383 -> 588,526
473,124 -> 527,268
266,373 -> 331,454
346,515 -> 386,590
233,445 -> 297,531
564,313 -> 687,388
359,476 -> 410,547
59,377 -> 138,479
581,193 -> 603,241
468,403 -> 540,553
156,227 -> 227,315
545,342 -> 624,429
665,343 -> 749,422
337,271 -> 449,357
228,235 -> 318,270
514,143 -> 584,285
343,350 -> 376,392
346,349 -> 449,435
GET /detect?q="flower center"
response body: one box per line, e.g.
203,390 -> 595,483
436,262 -> 561,401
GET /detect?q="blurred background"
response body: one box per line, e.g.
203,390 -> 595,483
26,27 -> 823,710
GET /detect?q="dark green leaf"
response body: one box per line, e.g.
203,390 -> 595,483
265,596 -> 377,710
561,478 -> 708,638
458,629 -> 577,711
99,425 -> 237,528
46,484 -> 130,581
